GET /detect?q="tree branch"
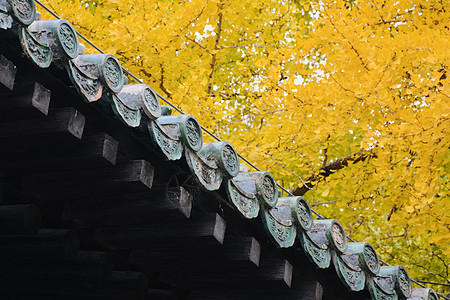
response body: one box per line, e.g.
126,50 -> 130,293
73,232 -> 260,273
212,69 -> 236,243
264,152 -> 309,186
140,68 -> 172,98
323,8 -> 370,71
159,65 -> 172,98
322,134 -> 330,167
310,201 -> 336,207
207,5 -> 223,96
291,150 -> 376,196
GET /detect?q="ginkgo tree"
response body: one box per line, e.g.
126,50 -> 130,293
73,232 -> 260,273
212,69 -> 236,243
40,0 -> 449,292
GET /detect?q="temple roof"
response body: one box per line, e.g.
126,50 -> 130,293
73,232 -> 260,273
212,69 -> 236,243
0,1 -> 443,299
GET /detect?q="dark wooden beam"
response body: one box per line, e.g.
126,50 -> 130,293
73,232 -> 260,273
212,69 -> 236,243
0,107 -> 85,148
189,281 -> 323,299
291,279 -> 323,300
0,82 -> 50,120
159,258 -> 293,290
22,160 -> 154,202
130,236 -> 260,271
94,212 -> 226,250
0,229 -> 79,259
0,271 -> 148,300
63,187 -> 192,228
147,289 -> 179,299
0,132 -> 118,176
0,54 -> 16,91
0,182 -> 4,203
0,250 -> 113,280
0,204 -> 41,235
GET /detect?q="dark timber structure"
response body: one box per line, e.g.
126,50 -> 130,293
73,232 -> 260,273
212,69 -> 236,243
0,1 -> 442,299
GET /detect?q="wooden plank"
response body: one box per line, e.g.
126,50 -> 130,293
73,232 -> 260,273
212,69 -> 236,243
129,236 -> 260,271
0,54 -> 16,91
94,213 -> 226,250
0,229 -> 79,259
0,82 -> 50,120
0,204 -> 41,235
147,289 -> 178,300
0,182 -> 3,203
289,280 -> 323,300
63,187 -> 191,228
22,160 -> 154,202
189,281 -> 323,300
0,132 -> 118,176
0,107 -> 85,148
159,258 -> 293,290
0,271 -> 148,300
0,251 -> 113,280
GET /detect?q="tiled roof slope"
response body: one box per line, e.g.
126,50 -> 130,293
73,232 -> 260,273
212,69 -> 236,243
0,1 -> 442,299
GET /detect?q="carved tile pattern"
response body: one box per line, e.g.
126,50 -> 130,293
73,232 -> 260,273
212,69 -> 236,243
200,166 -> 216,185
372,282 -> 396,300
297,199 -> 312,230
152,122 -> 182,160
143,88 -> 159,112
331,223 -> 346,251
10,0 -> 33,23
429,292 -> 438,300
346,268 -> 359,284
188,151 -> 221,190
222,144 -> 238,175
267,213 -> 290,242
363,245 -> 380,274
229,184 -> 259,219
22,28 -> 51,68
398,268 -> 411,297
302,234 -> 330,268
0,12 -> 13,29
103,57 -> 121,90
70,61 -> 102,101
262,176 -> 275,203
77,62 -> 98,76
334,253 -> 365,291
186,118 -> 201,149
112,95 -> 141,127
203,152 -> 217,165
58,23 -> 77,58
